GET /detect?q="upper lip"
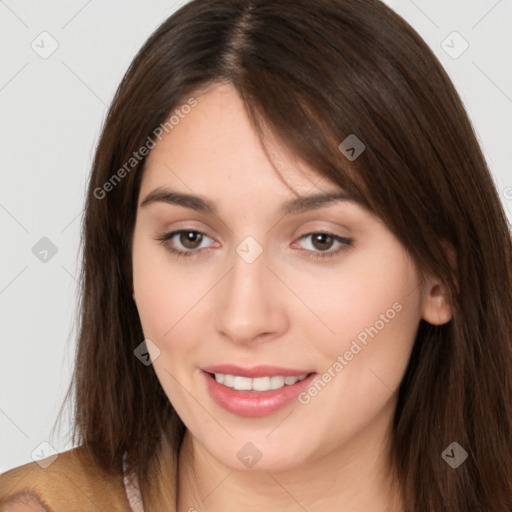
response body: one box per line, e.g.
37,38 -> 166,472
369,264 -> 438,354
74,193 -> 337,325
201,364 -> 315,378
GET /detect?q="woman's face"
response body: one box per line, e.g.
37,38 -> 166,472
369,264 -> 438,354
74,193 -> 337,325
131,82 -> 450,472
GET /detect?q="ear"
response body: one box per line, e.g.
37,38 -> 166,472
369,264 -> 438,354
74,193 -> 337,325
420,274 -> 453,325
421,241 -> 457,325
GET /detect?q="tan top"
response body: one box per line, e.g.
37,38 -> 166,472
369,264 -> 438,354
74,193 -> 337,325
0,446 -> 165,512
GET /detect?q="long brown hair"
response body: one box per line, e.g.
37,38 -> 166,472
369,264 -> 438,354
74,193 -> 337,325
56,0 -> 512,509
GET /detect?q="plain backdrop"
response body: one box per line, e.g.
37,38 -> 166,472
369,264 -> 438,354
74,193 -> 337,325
1,0 -> 511,473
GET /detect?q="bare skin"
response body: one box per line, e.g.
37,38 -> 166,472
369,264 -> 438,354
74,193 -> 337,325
131,82 -> 453,511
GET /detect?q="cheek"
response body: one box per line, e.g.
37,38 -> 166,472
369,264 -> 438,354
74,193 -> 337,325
291,266 -> 421,447
132,229 -> 176,337
288,249 -> 423,426
288,246 -> 421,354
131,232 -> 211,373
318,258 -> 421,405
131,234 -> 198,406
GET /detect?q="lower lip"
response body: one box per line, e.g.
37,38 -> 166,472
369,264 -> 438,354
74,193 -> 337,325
202,370 -> 317,417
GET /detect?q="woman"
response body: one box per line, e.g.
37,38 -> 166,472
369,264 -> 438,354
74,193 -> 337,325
1,0 -> 511,510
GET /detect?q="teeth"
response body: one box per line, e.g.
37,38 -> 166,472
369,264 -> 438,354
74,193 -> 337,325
213,373 -> 308,391
223,374 -> 235,387
234,376 -> 252,390
253,377 -> 271,391
270,376 -> 285,389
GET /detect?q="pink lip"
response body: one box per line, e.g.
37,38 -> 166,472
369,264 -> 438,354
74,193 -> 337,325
201,369 -> 317,417
201,364 -> 313,378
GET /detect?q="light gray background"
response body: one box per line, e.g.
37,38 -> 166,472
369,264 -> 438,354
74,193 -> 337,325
1,0 -> 511,473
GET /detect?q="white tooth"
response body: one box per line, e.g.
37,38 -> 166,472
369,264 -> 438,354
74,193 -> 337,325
223,374 -> 235,387
215,373 -> 308,391
252,376 -> 271,391
269,376 -> 286,390
233,376 -> 253,391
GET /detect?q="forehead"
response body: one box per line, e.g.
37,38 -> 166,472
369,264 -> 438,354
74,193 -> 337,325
139,82 -> 335,201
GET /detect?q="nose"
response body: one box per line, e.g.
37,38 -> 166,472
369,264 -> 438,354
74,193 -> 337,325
213,243 -> 288,345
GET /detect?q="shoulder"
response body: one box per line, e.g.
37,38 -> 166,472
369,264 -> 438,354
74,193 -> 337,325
0,446 -> 131,512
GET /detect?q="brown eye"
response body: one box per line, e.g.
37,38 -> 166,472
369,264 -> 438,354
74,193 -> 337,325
294,232 -> 353,260
310,233 -> 336,251
179,231 -> 204,249
155,229 -> 215,258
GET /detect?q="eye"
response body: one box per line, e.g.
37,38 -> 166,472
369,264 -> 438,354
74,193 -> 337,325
155,229 -> 215,258
293,232 -> 353,259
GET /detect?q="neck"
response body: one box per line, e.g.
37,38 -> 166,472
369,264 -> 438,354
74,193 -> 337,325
176,398 -> 405,512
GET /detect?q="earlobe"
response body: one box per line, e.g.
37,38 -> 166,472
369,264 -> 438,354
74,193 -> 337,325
421,278 -> 453,326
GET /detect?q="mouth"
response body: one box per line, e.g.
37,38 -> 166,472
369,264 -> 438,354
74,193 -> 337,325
205,371 -> 311,392
200,365 -> 317,417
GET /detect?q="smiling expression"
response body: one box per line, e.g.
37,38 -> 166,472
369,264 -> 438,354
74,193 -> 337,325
131,81 -> 447,472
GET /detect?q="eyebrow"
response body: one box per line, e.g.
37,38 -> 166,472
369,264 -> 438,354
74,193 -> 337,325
140,187 -> 358,215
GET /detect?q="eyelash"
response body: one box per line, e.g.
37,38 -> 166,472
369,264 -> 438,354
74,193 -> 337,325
154,229 -> 353,260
